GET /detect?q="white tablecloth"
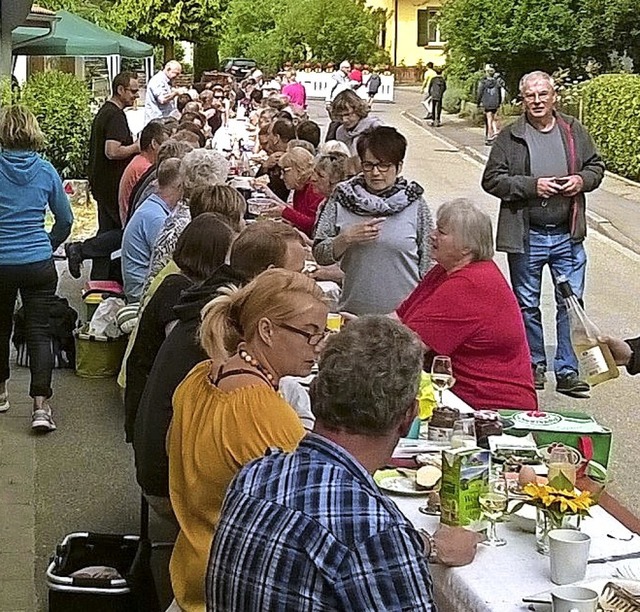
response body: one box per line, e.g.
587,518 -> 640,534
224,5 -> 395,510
394,496 -> 640,611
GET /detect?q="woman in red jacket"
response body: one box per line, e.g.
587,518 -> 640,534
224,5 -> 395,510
262,147 -> 324,237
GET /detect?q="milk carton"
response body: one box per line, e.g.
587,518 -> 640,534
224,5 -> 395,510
440,447 -> 490,527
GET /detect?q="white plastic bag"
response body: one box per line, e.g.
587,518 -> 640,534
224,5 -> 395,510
88,297 -> 127,339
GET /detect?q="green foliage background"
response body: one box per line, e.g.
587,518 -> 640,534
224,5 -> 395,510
220,0 -> 389,74
580,74 -> 640,182
20,71 -> 92,179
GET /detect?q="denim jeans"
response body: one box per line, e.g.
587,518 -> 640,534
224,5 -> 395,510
507,229 -> 586,377
0,258 -> 58,398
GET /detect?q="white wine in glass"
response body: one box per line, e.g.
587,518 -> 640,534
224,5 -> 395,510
431,356 -> 454,407
479,479 -> 507,547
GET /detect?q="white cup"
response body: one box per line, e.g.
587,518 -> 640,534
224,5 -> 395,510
549,529 -> 591,585
551,586 -> 598,612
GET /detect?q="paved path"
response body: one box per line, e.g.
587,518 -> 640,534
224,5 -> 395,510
2,88 -> 640,611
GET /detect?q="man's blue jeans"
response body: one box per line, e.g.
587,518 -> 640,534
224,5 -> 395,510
507,228 -> 586,377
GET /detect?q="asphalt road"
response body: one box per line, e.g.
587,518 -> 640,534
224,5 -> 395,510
3,87 -> 639,610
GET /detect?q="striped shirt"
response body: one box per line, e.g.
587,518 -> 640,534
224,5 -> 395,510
206,433 -> 435,611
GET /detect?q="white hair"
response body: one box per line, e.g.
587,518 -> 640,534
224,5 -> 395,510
437,198 -> 494,261
318,140 -> 350,157
180,149 -> 229,197
519,70 -> 554,95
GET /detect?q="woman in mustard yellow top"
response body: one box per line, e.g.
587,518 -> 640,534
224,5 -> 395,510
167,268 -> 330,612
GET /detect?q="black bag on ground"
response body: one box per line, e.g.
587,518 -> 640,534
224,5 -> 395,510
13,296 -> 77,369
46,498 -> 161,612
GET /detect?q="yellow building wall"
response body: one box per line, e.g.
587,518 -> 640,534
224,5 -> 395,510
367,0 -> 446,67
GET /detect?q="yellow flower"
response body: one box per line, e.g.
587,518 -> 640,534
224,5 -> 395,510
520,483 -> 595,517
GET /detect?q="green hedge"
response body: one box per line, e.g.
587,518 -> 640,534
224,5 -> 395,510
579,74 -> 640,182
21,70 -> 92,179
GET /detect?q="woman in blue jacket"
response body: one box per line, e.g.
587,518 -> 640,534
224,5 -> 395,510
0,105 -> 73,432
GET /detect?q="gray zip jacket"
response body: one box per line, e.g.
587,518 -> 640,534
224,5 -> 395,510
481,111 -> 605,253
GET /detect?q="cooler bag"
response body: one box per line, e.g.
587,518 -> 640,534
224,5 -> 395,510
82,281 -> 125,322
75,328 -> 127,379
499,409 -> 612,475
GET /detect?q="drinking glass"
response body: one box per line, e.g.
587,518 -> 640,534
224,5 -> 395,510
450,418 -> 477,449
547,445 -> 577,488
479,477 -> 508,547
431,355 -> 455,408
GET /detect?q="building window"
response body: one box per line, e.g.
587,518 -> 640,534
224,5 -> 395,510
417,8 -> 443,46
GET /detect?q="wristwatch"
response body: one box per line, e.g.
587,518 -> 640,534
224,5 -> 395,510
419,529 -> 438,563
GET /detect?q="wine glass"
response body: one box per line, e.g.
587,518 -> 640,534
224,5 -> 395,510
450,418 -> 477,449
431,355 -> 455,408
479,477 -> 508,547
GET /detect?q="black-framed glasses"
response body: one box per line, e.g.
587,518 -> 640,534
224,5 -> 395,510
277,323 -> 330,346
361,161 -> 394,173
124,87 -> 140,95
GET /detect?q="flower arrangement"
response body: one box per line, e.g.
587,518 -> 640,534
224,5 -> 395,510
516,483 -> 595,522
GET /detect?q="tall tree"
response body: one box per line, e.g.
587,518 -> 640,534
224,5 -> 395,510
438,0 -> 593,94
112,0 -> 223,61
38,0 -> 121,30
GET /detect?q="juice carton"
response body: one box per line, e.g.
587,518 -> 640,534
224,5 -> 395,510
440,446 -> 490,527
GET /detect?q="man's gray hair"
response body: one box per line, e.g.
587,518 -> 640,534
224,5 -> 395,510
180,149 -> 229,197
437,198 -> 494,261
519,70 -> 554,94
311,316 -> 424,436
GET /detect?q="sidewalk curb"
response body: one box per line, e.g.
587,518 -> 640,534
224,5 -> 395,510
402,109 -> 640,258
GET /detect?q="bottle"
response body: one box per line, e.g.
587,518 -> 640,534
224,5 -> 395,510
557,276 -> 619,386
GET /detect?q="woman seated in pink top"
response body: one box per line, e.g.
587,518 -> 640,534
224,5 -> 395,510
395,198 -> 537,411
262,147 -> 325,237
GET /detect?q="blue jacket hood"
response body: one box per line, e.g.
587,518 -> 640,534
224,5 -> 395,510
0,150 -> 43,186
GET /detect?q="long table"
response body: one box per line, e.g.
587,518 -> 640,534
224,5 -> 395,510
393,484 -> 640,610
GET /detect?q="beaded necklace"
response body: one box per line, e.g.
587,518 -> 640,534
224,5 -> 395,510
238,348 -> 278,390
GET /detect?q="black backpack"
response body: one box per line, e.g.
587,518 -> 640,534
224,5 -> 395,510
480,77 -> 501,109
13,296 -> 78,369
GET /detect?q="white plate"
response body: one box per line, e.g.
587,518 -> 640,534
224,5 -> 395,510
376,476 -> 430,497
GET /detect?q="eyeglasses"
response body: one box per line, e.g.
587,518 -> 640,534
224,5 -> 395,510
277,323 -> 330,346
280,166 -> 293,173
361,161 -> 394,173
523,91 -> 551,102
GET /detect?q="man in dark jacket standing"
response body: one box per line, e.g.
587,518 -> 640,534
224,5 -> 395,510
482,70 -> 605,398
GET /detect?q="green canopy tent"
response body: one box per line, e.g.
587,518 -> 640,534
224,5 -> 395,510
12,10 -> 153,87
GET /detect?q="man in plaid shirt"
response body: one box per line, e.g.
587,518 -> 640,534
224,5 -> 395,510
206,316 -> 480,611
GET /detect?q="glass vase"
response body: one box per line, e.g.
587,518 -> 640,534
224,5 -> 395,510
535,508 -> 581,555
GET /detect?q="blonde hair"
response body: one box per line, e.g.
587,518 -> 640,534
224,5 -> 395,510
0,105 -> 45,151
188,184 -> 246,231
199,268 -> 327,361
279,147 -> 314,188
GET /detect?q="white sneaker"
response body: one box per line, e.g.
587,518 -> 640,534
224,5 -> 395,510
31,407 -> 56,432
0,393 -> 9,413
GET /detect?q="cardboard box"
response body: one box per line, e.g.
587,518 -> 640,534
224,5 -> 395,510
440,447 -> 490,527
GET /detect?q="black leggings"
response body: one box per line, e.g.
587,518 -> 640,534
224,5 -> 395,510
431,99 -> 442,123
0,259 -> 58,398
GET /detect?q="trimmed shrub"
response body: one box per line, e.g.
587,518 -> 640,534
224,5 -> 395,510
579,74 -> 640,181
442,82 -> 463,114
21,70 -> 92,179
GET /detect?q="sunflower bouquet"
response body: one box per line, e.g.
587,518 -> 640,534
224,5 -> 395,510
514,483 -> 596,523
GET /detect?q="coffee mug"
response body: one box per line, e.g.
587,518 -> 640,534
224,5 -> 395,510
551,586 -> 599,612
549,529 -> 591,585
